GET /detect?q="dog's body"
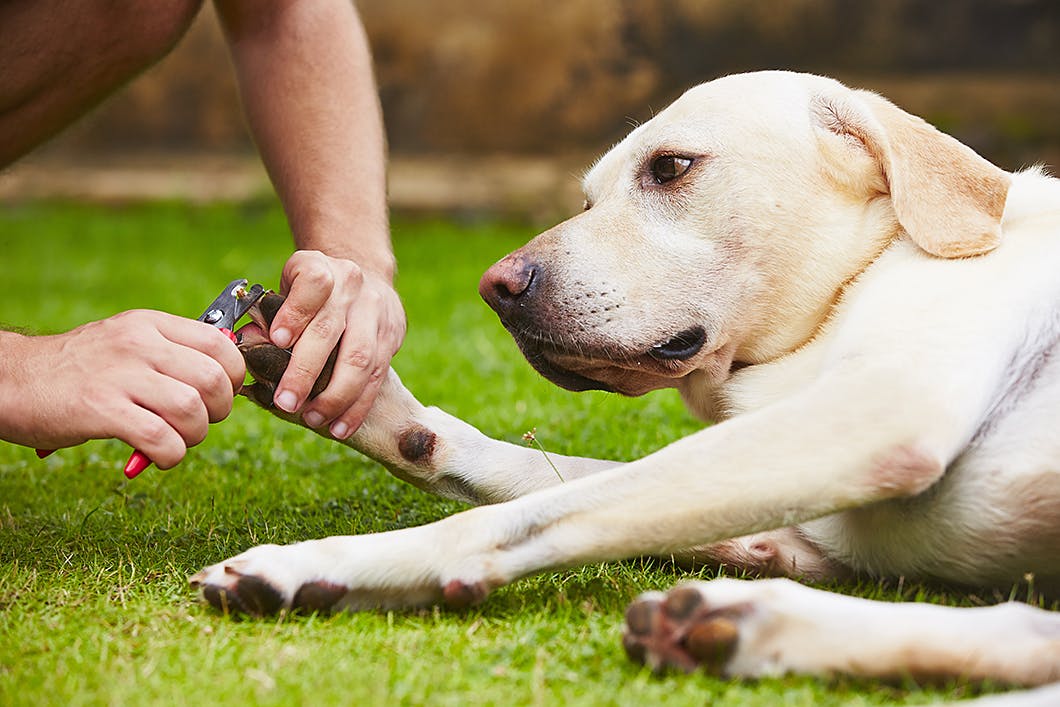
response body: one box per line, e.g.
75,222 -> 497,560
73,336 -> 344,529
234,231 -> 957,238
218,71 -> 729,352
193,72 -> 1060,689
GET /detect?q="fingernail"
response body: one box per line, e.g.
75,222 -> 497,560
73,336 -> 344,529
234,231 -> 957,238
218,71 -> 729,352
272,327 -> 292,348
303,410 -> 325,428
330,421 -> 350,439
274,390 -> 299,412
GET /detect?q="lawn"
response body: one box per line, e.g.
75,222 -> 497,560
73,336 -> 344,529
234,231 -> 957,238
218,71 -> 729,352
0,200 -> 1032,705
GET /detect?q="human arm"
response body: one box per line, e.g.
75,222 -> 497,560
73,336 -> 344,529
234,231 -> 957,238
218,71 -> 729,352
215,0 -> 404,439
0,312 -> 245,468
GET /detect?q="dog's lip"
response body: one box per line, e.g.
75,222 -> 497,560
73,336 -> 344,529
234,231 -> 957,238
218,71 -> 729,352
510,325 -> 710,371
647,326 -> 707,362
522,352 -> 615,392
507,326 -> 717,394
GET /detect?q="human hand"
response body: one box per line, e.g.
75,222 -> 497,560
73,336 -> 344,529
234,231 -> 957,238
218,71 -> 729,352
0,311 -> 245,468
266,250 -> 406,439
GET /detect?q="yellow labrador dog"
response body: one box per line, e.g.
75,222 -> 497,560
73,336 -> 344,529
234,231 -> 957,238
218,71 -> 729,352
193,72 -> 1059,691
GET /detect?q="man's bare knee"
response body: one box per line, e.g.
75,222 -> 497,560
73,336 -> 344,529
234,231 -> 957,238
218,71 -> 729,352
0,0 -> 206,163
94,0 -> 206,72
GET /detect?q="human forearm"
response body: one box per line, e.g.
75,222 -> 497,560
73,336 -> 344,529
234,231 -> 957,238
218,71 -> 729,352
216,0 -> 393,278
216,0 -> 404,436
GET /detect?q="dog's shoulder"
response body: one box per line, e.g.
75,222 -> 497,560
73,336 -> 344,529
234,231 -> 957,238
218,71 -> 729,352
701,168 -> 1060,422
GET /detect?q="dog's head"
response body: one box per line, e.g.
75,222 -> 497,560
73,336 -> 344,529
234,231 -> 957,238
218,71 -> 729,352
480,71 -> 1011,396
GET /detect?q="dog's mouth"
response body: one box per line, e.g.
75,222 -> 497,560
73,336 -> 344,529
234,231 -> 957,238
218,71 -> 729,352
647,326 -> 707,362
509,325 -> 713,395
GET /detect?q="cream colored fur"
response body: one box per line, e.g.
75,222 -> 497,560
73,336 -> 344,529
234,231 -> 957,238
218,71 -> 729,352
193,72 -> 1060,690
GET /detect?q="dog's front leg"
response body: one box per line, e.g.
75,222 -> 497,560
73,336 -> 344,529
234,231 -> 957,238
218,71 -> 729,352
295,368 -> 620,504
239,292 -> 620,504
243,342 -> 620,504
193,358 -> 984,614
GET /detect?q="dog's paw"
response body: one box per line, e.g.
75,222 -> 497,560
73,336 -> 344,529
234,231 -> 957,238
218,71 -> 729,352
189,543 -> 350,616
237,292 -> 336,410
622,582 -> 746,674
189,529 -> 491,616
622,578 -> 828,677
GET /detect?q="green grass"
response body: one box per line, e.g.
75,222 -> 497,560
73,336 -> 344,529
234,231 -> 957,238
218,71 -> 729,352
0,200 -> 1032,705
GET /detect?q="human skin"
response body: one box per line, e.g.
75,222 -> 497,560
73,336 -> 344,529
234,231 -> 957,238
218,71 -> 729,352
0,0 -> 403,463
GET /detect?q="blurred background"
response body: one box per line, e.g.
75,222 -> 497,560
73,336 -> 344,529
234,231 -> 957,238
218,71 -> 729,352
1,0 -> 1057,218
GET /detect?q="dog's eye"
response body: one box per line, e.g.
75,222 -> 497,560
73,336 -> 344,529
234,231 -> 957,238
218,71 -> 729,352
651,155 -> 693,184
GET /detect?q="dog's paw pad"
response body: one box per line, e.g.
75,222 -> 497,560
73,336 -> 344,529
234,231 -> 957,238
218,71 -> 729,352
622,583 -> 746,674
196,570 -> 286,616
442,578 -> 489,609
240,343 -> 292,388
291,581 -> 349,613
236,292 -> 336,407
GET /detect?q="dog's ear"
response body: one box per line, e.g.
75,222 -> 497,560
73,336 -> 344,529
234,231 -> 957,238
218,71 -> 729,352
812,91 -> 1010,259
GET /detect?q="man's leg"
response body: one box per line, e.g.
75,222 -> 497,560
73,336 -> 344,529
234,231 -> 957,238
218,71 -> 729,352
0,0 -> 204,165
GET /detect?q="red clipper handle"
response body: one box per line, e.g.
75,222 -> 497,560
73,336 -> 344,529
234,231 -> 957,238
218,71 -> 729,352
122,327 -> 238,479
121,328 -> 236,479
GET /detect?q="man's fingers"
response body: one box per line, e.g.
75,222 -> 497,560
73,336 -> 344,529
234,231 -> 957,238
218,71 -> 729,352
160,348 -> 238,423
112,400 -> 189,471
150,318 -> 244,422
298,308 -> 381,428
130,373 -> 213,449
154,315 -> 246,393
273,251 -> 360,349
265,252 -> 404,426
274,308 -> 349,413
327,369 -> 386,439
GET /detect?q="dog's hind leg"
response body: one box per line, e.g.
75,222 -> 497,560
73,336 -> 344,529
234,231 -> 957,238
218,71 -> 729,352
622,577 -> 1060,687
675,527 -> 849,582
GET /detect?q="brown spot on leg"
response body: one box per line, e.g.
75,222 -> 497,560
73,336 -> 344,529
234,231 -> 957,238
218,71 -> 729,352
442,579 -> 487,609
291,581 -> 348,613
398,425 -> 437,465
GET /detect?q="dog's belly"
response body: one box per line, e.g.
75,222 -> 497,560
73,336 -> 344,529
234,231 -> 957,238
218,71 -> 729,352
801,343 -> 1060,590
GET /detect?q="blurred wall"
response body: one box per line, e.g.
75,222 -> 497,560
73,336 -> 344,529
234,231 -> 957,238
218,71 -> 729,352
25,0 -> 1060,170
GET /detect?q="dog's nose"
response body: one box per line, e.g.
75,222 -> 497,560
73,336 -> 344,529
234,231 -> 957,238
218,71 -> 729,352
479,254 -> 538,317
